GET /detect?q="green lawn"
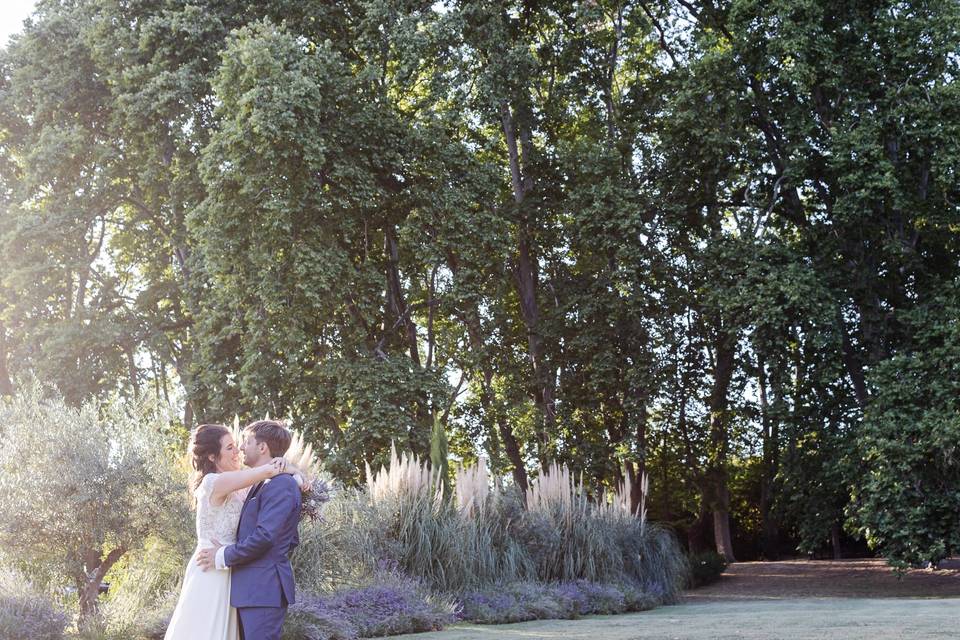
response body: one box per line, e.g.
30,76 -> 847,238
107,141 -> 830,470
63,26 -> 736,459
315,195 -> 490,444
380,597 -> 960,640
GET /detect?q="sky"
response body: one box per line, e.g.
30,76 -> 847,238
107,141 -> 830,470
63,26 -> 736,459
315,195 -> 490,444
1,0 -> 37,47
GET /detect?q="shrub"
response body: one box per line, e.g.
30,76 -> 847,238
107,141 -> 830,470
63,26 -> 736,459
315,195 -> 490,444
0,568 -> 68,640
618,582 -> 659,611
98,535 -> 193,635
456,580 -> 658,624
285,578 -> 455,639
687,550 -> 728,587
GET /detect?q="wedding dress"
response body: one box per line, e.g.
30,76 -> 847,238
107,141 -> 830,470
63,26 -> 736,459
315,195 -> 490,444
164,473 -> 247,640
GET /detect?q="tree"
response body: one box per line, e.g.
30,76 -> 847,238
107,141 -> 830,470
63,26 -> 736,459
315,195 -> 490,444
0,2 -> 134,403
0,381 -> 189,624
850,284 -> 960,569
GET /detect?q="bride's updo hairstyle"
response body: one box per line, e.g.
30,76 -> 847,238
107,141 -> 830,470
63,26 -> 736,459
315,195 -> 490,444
190,423 -> 230,490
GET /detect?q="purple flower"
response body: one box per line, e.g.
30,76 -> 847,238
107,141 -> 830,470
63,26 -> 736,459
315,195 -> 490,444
289,583 -> 454,638
300,477 -> 333,523
456,580 -> 648,624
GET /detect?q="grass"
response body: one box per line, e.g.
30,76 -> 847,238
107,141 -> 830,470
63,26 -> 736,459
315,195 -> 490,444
378,597 -> 960,640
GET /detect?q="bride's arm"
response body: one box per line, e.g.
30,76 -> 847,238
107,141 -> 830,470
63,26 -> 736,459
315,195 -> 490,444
210,459 -> 284,506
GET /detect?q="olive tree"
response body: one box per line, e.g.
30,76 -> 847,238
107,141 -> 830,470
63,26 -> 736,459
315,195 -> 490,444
0,380 -> 190,625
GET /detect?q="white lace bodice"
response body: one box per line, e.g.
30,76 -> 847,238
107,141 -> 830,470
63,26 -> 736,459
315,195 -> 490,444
194,473 -> 248,547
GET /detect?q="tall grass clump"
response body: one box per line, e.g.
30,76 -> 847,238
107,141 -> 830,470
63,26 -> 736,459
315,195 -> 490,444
293,444 -> 687,606
362,444 -> 522,592
522,462 -> 623,582
292,486 -> 396,593
293,444 -> 531,595
518,463 -> 687,600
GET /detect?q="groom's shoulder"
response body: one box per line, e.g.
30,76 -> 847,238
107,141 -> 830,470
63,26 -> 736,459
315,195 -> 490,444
265,473 -> 299,493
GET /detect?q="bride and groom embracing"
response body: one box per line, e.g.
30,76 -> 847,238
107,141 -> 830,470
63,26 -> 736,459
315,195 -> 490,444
164,419 -> 306,640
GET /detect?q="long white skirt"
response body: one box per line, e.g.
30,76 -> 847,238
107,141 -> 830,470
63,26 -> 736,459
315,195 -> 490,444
164,545 -> 239,640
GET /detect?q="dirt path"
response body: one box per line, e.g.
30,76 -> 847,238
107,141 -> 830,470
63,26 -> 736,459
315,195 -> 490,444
379,559 -> 960,640
685,558 -> 960,601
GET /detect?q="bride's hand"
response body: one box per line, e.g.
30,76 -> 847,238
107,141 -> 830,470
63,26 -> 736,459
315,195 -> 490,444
293,471 -> 310,491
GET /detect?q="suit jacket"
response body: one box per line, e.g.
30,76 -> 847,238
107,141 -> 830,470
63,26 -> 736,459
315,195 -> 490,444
225,473 -> 301,608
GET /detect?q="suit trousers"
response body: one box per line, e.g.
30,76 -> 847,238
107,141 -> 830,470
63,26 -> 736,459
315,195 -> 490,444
237,605 -> 287,640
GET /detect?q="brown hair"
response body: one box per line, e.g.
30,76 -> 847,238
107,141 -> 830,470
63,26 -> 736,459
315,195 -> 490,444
190,423 -> 231,490
245,419 -> 292,458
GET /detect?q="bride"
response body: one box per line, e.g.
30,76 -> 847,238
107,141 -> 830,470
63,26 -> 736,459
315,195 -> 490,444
164,423 -> 300,640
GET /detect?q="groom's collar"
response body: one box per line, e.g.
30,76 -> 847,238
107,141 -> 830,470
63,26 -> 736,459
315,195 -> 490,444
248,479 -> 266,501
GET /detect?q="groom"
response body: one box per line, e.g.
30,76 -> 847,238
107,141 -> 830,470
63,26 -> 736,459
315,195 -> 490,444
197,419 -> 302,640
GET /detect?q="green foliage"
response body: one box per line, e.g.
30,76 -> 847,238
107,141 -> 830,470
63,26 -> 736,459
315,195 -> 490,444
96,535 -> 193,637
778,424 -> 855,555
850,285 -> 960,569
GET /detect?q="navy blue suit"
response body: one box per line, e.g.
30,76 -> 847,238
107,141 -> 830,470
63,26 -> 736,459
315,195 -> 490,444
225,473 -> 301,640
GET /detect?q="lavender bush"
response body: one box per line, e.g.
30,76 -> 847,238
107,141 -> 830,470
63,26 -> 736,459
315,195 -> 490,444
285,579 -> 455,639
282,605 -> 357,640
0,569 -> 68,640
456,580 -> 658,625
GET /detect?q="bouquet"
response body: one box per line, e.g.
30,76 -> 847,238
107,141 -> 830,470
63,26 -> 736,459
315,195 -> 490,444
299,476 -> 333,523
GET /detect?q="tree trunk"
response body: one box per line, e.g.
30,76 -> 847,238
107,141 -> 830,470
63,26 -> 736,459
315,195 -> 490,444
489,384 -> 529,495
384,225 -> 421,367
447,250 -> 529,493
77,578 -> 101,626
758,355 -> 780,559
836,307 -> 868,408
469,314 -> 528,492
500,100 -> 555,465
183,400 -> 194,429
64,270 -> 74,320
76,546 -> 125,627
712,492 -> 736,563
687,495 -> 714,553
831,522 -> 843,560
707,323 -> 737,563
383,225 -> 431,454
126,345 -> 140,395
0,323 -> 13,396
627,401 -> 648,517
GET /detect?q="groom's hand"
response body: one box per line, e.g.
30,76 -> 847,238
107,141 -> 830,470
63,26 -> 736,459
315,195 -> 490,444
196,539 -> 223,572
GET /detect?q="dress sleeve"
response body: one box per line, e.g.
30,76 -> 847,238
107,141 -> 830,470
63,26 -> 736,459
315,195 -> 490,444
193,472 -> 219,503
